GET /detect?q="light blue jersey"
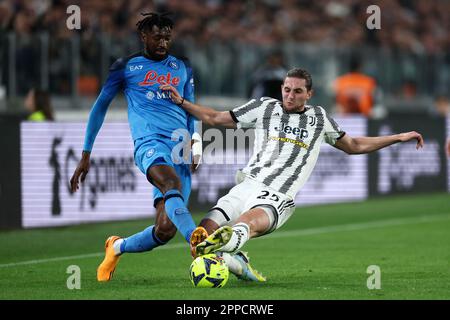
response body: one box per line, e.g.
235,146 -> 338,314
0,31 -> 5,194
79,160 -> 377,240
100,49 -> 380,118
83,51 -> 197,152
82,51 -> 198,206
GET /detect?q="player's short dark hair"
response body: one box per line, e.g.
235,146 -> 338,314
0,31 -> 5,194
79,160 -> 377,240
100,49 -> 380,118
285,68 -> 313,91
136,12 -> 174,33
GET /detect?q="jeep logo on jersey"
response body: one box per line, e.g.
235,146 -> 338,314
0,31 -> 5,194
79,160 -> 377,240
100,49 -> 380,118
139,71 -> 180,87
274,122 -> 309,139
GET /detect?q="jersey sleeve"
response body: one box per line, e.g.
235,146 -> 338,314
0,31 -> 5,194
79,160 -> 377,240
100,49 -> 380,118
83,58 -> 125,152
183,58 -> 200,137
322,108 -> 345,145
229,98 -> 266,128
183,59 -> 195,104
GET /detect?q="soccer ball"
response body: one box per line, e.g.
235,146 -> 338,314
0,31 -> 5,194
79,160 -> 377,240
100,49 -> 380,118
189,253 -> 229,288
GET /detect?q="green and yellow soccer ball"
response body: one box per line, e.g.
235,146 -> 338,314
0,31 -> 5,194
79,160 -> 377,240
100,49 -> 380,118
189,254 -> 229,288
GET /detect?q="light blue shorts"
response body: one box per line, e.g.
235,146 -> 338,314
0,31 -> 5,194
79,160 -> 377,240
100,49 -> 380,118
134,136 -> 191,207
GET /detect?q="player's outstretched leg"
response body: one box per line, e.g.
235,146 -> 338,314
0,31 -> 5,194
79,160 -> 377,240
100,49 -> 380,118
196,222 -> 251,255
220,251 -> 266,282
97,225 -> 169,282
97,236 -> 122,282
195,225 -> 234,256
97,205 -> 176,282
197,206 -> 271,256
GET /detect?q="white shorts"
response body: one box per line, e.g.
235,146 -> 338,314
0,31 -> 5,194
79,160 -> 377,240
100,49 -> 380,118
205,178 -> 295,234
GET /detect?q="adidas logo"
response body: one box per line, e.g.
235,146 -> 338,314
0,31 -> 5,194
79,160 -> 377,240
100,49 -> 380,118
273,112 -> 280,116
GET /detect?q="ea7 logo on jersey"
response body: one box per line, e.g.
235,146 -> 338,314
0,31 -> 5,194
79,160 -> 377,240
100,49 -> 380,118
274,122 -> 309,140
129,65 -> 143,71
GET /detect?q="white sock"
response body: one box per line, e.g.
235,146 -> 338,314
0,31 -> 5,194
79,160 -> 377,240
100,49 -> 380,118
220,223 -> 250,253
220,252 -> 243,276
113,238 -> 124,256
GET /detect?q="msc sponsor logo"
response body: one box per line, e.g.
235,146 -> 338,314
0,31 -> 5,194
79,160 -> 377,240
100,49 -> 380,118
146,90 -> 171,100
146,91 -> 155,100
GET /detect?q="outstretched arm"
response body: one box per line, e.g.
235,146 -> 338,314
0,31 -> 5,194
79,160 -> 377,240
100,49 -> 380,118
160,84 -> 237,128
183,61 -> 203,172
334,131 -> 424,155
70,59 -> 125,192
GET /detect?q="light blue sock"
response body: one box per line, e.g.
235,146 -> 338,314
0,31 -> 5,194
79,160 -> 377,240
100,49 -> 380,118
120,225 -> 166,253
164,189 -> 196,242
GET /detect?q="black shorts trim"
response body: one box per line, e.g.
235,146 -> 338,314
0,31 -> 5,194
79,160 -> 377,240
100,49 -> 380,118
337,132 -> 346,140
250,204 -> 279,235
229,110 -> 239,123
209,207 -> 231,222
153,197 -> 164,208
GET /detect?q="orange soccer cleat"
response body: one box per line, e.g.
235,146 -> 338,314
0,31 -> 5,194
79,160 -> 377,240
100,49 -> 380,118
189,226 -> 208,258
97,236 -> 122,282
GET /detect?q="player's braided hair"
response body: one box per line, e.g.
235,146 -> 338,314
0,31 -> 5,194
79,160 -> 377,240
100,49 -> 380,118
136,12 -> 174,33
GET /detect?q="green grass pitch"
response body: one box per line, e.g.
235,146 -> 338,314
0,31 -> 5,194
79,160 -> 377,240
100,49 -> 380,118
0,193 -> 449,300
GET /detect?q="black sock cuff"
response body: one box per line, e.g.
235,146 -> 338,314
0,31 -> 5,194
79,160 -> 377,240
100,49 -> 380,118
152,227 -> 167,245
164,189 -> 184,202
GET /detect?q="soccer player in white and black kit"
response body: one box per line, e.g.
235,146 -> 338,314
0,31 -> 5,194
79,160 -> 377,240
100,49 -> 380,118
160,68 -> 424,274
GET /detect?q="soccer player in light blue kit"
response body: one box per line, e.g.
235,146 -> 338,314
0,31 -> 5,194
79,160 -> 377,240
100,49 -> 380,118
70,13 -> 264,283
70,13 -> 207,281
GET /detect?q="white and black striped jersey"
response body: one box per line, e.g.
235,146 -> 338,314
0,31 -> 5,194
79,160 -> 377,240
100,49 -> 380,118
229,97 -> 345,198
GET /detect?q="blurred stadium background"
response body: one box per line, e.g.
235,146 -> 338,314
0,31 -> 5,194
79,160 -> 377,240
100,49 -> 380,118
0,0 -> 449,299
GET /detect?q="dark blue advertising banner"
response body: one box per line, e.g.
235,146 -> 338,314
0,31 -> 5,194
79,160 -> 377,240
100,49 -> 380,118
368,114 -> 447,196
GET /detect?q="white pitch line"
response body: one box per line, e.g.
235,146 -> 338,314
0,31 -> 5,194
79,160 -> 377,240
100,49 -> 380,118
0,252 -> 104,268
1,213 -> 449,268
262,213 -> 450,240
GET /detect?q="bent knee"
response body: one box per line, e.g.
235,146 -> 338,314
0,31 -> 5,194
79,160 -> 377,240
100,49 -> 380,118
155,221 -> 177,242
160,177 -> 181,193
